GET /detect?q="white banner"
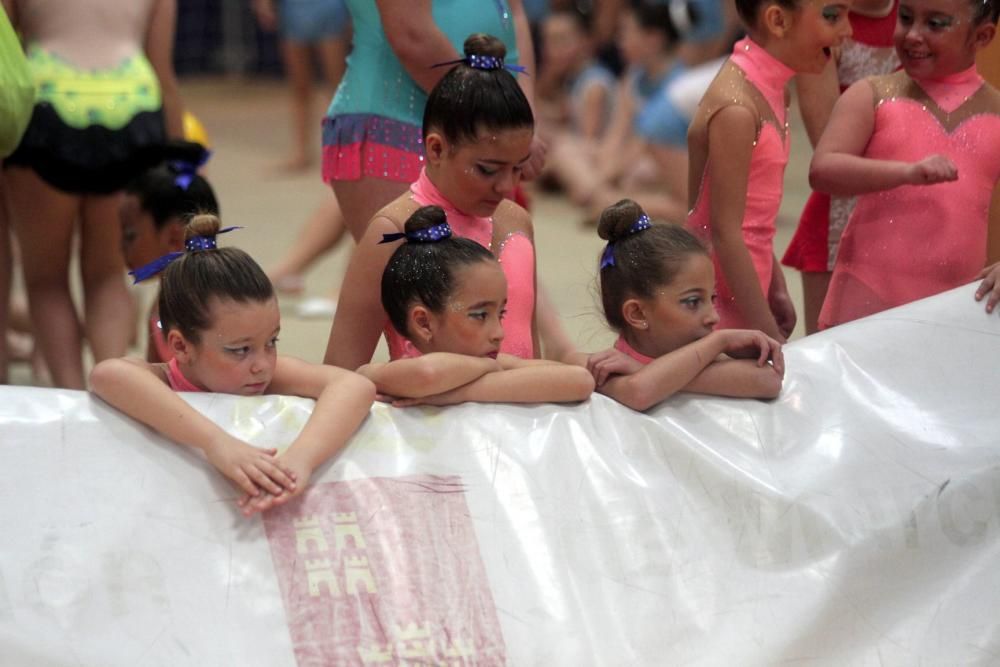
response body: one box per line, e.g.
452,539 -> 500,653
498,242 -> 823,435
1,284 -> 999,666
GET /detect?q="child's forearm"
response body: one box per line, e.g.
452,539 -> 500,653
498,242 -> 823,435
435,364 -> 595,404
600,335 -> 724,410
285,373 -> 376,471
90,358 -> 229,454
359,354 -> 499,398
809,153 -> 918,196
683,358 -> 782,399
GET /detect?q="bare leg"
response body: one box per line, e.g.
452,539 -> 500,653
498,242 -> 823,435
332,178 -> 410,241
80,193 -> 133,364
7,167 -> 86,388
280,40 -> 315,171
268,194 -> 348,292
800,271 -> 832,335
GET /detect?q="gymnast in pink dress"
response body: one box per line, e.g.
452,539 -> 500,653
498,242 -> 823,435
325,34 -> 540,370
686,0 -> 853,341
810,0 -> 1000,327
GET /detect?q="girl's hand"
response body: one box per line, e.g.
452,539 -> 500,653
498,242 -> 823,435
768,288 -> 797,340
586,348 -> 644,386
976,263 -> 1000,314
711,330 -> 785,378
237,452 -> 313,517
204,435 -> 297,499
907,155 -> 958,186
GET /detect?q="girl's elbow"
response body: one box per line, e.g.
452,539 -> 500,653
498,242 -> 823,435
755,369 -> 783,399
567,368 -> 596,401
89,358 -> 122,396
618,378 -> 662,412
808,161 -> 831,192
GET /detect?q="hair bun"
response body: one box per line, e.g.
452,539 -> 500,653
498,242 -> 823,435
597,199 -> 648,242
463,33 -> 507,60
403,205 -> 448,235
186,213 -> 222,240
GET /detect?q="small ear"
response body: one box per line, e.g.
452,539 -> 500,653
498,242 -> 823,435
166,329 -> 195,364
407,305 -> 436,345
762,4 -> 791,38
621,298 -> 649,332
161,220 -> 186,253
424,131 -> 447,165
972,21 -> 996,51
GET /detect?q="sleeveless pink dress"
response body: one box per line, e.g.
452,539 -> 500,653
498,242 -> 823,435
820,67 -> 1000,328
383,169 -> 536,360
687,38 -> 794,329
165,357 -> 203,392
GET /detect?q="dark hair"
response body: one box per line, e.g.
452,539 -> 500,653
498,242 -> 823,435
158,214 -> 274,343
126,141 -> 219,230
422,33 -> 535,147
973,0 -> 999,23
733,0 -> 798,27
597,199 -> 708,331
630,0 -> 699,47
381,205 -> 496,337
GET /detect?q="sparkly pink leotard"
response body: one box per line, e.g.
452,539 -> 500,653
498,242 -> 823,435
165,357 -> 203,392
383,168 -> 536,360
614,336 -> 654,365
820,67 -> 1000,328
687,38 -> 795,329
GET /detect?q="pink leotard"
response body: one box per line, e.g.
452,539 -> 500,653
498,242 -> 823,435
687,37 -> 794,329
782,3 -> 900,273
614,336 -> 654,365
820,67 -> 1000,328
165,357 -> 203,392
383,169 -> 536,359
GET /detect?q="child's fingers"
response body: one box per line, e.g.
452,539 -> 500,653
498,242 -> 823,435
231,469 -> 262,497
243,464 -> 287,496
771,345 -> 786,378
255,457 -> 298,489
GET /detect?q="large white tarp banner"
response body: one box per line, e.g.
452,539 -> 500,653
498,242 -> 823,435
2,284 -> 999,666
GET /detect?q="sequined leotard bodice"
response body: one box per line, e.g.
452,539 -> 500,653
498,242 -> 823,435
383,169 -> 536,360
687,37 -> 795,329
820,68 -> 1000,328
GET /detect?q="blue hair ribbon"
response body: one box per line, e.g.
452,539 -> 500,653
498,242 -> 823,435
169,149 -> 212,191
600,215 -> 652,270
431,54 -> 528,75
129,226 -> 242,284
378,222 -> 453,245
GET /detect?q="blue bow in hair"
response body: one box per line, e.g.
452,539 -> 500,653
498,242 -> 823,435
129,226 -> 242,283
432,54 -> 528,75
600,215 -> 652,269
378,222 -> 453,245
169,149 -> 212,190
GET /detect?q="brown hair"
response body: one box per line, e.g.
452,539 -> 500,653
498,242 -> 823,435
158,214 -> 274,343
597,199 -> 708,331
